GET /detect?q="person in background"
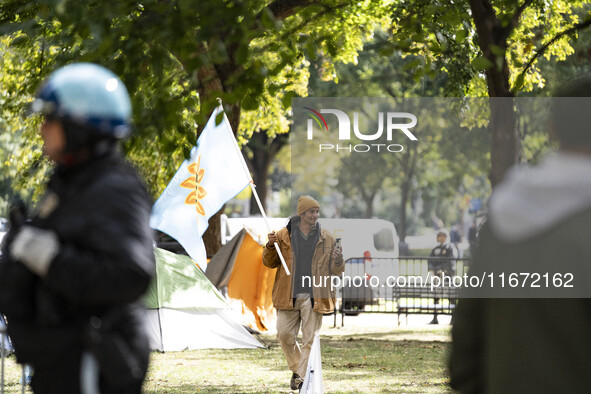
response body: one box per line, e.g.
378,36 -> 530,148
450,222 -> 462,257
0,63 -> 155,393
427,230 -> 457,324
449,76 -> 591,393
263,195 -> 344,391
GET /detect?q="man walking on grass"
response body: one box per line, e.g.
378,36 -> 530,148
263,195 -> 344,391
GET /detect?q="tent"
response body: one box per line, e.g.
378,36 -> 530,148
205,229 -> 275,332
144,247 -> 263,351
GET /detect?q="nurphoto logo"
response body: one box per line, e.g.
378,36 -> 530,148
304,107 -> 418,153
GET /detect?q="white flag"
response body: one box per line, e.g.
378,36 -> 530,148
150,107 -> 251,270
301,332 -> 324,393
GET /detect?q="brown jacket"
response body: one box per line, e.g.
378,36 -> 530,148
262,219 -> 344,314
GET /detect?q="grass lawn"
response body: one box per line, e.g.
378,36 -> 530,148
1,317 -> 453,393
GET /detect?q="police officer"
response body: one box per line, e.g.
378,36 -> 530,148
0,63 -> 155,393
427,230 -> 457,324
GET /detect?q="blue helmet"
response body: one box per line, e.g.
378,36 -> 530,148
31,63 -> 132,140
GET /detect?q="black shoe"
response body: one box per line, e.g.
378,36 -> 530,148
429,316 -> 439,325
290,373 -> 300,391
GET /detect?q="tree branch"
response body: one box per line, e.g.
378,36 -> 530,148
469,0 -> 513,96
265,0 -> 319,20
251,0 -> 348,56
512,17 -> 591,94
384,84 -> 398,99
269,131 -> 289,156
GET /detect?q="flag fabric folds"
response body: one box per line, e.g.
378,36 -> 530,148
150,107 -> 252,270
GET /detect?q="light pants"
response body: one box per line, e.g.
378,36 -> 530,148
276,294 -> 323,378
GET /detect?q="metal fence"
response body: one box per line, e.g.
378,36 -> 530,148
334,256 -> 471,326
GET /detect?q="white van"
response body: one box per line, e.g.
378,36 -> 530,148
221,215 -> 398,261
318,219 -> 400,306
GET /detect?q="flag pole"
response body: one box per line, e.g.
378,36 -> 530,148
217,102 -> 291,276
248,180 -> 290,276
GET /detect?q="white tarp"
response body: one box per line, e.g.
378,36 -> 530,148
145,308 -> 262,351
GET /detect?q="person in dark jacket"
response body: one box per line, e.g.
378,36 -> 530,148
0,63 -> 155,393
427,230 -> 457,324
449,77 -> 591,393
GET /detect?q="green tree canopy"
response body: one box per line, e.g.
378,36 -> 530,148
389,0 -> 591,185
0,0 -> 388,252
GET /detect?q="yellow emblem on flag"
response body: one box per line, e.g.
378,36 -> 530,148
180,155 -> 207,216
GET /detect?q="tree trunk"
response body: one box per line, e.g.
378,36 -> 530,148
399,177 -> 411,243
225,102 -> 242,137
245,131 -> 289,215
363,192 -> 375,218
469,0 -> 521,187
249,155 -> 270,215
397,146 -> 417,243
488,99 -> 518,187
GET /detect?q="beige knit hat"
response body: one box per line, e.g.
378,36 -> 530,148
297,195 -> 320,216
